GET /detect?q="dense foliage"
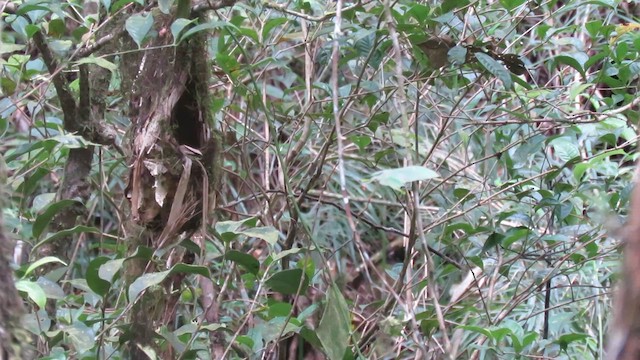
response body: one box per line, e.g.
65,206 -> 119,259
1,0 -> 638,358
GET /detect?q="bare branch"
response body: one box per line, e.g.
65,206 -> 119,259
72,31 -> 124,60
263,0 -> 363,22
193,0 -> 236,14
32,30 -> 78,132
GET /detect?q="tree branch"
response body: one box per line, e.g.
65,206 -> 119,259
32,30 -> 79,132
263,0 -> 363,22
193,0 -> 237,14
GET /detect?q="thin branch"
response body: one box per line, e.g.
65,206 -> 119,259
263,0 -> 363,22
32,30 -> 78,131
193,0 -> 237,14
72,31 -> 124,60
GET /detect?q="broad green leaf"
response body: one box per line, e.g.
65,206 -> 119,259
47,18 -> 65,37
263,317 -> 302,343
448,45 -> 467,65
225,250 -> 260,275
215,218 -> 254,235
556,333 -> 589,351
128,269 -> 171,301
99,259 -> 125,283
22,310 -> 51,336
24,24 -> 40,39
87,256 -> 111,297
549,137 -> 580,162
158,0 -> 173,13
178,21 -> 237,43
241,226 -> 279,245
16,280 -> 47,309
49,40 -> 73,55
459,325 -> 493,339
370,166 -> 439,190
502,227 -> 531,249
31,192 -> 56,213
62,322 -> 95,353
33,199 -> 82,239
475,52 -> 512,89
128,264 -> 210,301
500,0 -> 526,10
349,135 -> 372,151
201,323 -> 227,332
265,269 -> 309,295
441,0 -> 470,13
125,13 -> 154,48
75,56 -> 118,71
262,17 -> 288,43
270,247 -> 310,262
553,55 -> 586,78
33,226 -> 101,253
0,43 -> 26,55
170,18 -> 195,42
23,256 -> 67,278
36,277 -> 65,300
317,284 -> 350,360
482,232 -> 505,252
268,301 -> 293,318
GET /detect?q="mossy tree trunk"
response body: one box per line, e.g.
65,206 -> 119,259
118,6 -> 221,358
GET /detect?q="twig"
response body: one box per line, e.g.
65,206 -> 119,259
193,0 -> 237,14
263,0 -> 363,22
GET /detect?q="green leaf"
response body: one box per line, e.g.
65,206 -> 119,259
33,226 -> 101,253
499,0 -> 526,10
241,226 -> 279,245
25,24 -> 41,38
475,52 -> 512,89
178,21 -> 237,43
549,137 -> 580,162
459,325 -> 493,339
128,264 -> 210,301
31,192 -> 56,213
86,256 -> 111,297
441,0 -> 470,13
370,166 -> 439,190
62,322 -> 95,353
317,284 -> 350,360
170,18 -> 195,42
125,13 -> 154,48
99,259 -> 125,283
482,232 -> 505,252
556,333 -> 589,351
0,43 -> 26,55
75,56 -> 118,71
349,135 -> 371,151
16,280 -> 47,309
553,55 -> 586,78
158,0 -> 173,14
215,218 -> 254,235
262,17 -> 288,43
22,256 -> 67,278
225,250 -> 260,275
265,269 -> 309,295
448,45 -> 467,65
33,199 -> 82,239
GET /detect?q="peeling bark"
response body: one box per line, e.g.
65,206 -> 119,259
119,7 -> 221,358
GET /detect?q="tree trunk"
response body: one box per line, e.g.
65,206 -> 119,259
119,7 -> 220,358
0,156 -> 30,358
607,165 -> 640,359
